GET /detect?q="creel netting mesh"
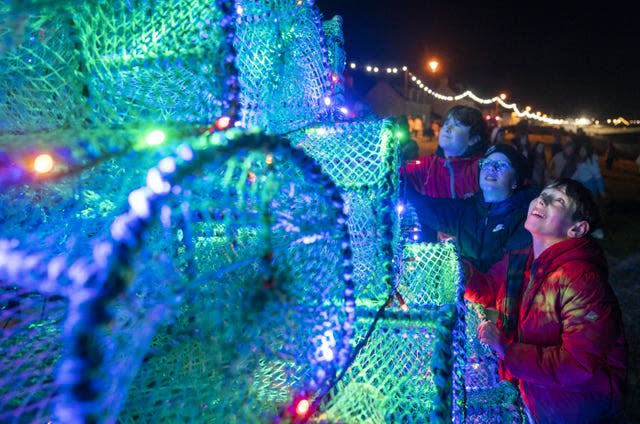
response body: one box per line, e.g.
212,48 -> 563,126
1,0 -> 239,132
290,118 -> 399,307
317,242 -> 464,423
233,0 -> 332,134
1,130 -> 355,423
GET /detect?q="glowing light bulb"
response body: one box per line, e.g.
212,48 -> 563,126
395,203 -> 405,214
146,129 -> 166,146
215,116 -> 231,130
34,154 -> 54,174
295,399 -> 310,417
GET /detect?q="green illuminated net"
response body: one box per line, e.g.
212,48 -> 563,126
73,0 -> 235,126
234,0 -> 332,133
0,4 -> 84,133
318,243 -> 464,423
290,119 -> 399,306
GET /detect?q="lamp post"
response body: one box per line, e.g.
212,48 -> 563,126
427,58 -> 440,88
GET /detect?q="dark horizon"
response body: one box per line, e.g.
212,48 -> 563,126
316,1 -> 640,122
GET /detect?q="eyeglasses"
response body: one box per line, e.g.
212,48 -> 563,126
479,159 -> 513,174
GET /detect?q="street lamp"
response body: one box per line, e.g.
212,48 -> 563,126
427,59 -> 439,74
426,58 -> 440,93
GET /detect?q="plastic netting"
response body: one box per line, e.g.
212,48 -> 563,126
73,0 -> 237,127
317,242 -> 464,423
1,129 -> 355,422
290,119 -> 399,306
0,3 -> 85,133
233,0 -> 332,133
1,0 -> 238,132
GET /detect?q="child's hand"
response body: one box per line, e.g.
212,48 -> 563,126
477,320 -> 505,359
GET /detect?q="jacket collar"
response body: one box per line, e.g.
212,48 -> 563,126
533,236 -> 607,280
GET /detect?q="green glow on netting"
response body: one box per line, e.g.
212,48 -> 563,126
395,130 -> 407,141
145,129 -> 166,146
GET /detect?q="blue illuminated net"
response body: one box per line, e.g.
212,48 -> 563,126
1,130 -> 355,422
234,0 -> 332,133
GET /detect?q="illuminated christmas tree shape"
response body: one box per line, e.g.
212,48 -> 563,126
0,0 -> 527,422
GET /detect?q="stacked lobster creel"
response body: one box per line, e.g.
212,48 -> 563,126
1,0 -> 356,422
0,125 -> 199,422
233,0 -> 334,134
291,119 -> 468,422
0,127 -> 357,423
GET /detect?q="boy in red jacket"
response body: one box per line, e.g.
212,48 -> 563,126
401,105 -> 488,241
470,178 -> 627,423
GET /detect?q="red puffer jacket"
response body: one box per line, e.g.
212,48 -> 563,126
504,237 -> 627,423
402,151 -> 482,199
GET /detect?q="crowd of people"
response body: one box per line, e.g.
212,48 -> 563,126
397,105 -> 628,424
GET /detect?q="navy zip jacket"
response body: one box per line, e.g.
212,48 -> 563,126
404,183 -> 538,272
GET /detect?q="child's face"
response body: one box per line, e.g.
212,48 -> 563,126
438,117 -> 474,157
525,186 -> 577,239
479,152 -> 517,202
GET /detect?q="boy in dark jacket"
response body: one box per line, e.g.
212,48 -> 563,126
405,144 -> 537,337
472,179 -> 627,423
405,144 -> 535,268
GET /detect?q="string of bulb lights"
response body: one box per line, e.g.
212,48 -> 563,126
347,61 -> 639,127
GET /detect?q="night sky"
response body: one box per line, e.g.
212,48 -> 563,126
315,1 -> 640,121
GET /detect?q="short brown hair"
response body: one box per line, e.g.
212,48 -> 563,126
443,105 -> 488,147
546,178 -> 601,232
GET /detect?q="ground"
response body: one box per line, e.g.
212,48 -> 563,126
600,158 -> 640,423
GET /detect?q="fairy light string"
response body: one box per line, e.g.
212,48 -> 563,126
348,61 -> 637,126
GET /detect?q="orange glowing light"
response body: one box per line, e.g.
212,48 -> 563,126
215,116 -> 231,130
295,399 -> 310,417
34,154 -> 54,174
427,59 -> 439,73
